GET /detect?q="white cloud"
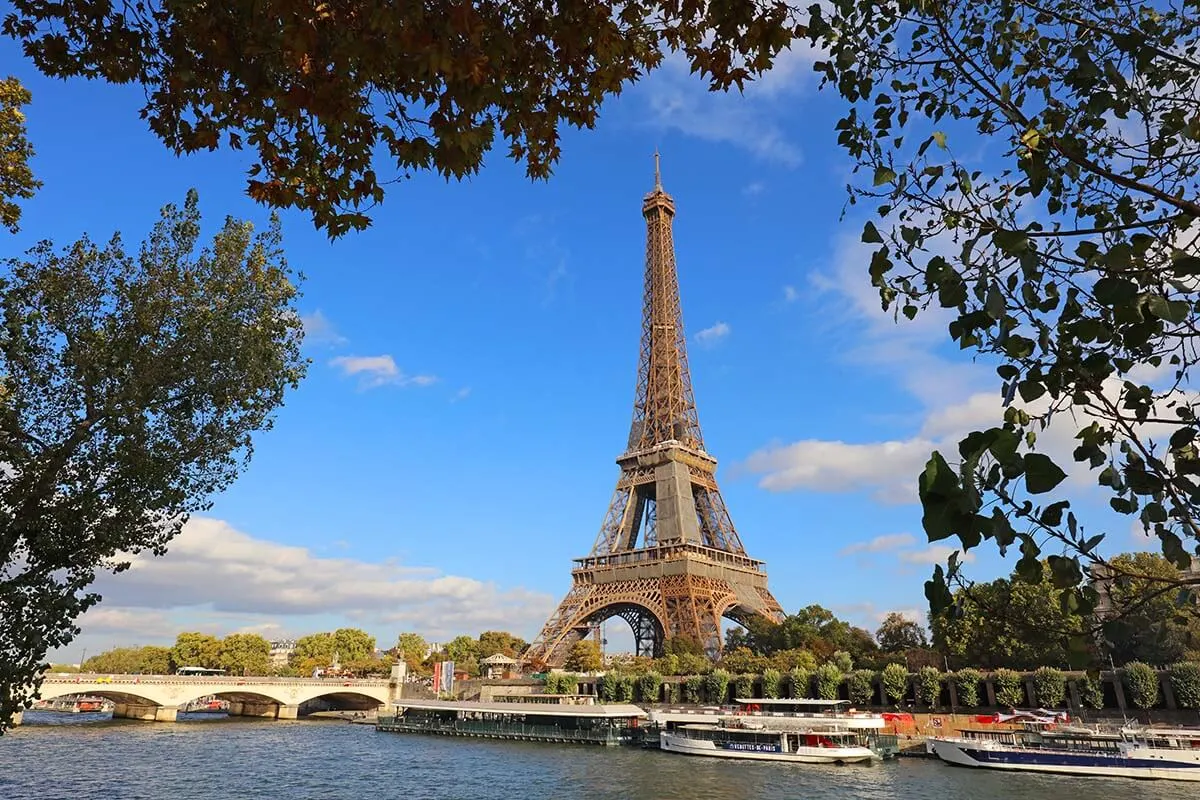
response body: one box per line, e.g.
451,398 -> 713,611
329,355 -> 438,389
451,387 -> 472,403
839,533 -> 917,556
633,47 -> 819,165
66,517 -> 557,654
695,321 -> 731,346
898,545 -> 976,565
783,285 -> 799,303
743,181 -> 766,196
300,310 -> 347,347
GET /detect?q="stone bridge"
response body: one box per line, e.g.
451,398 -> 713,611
15,674 -> 399,724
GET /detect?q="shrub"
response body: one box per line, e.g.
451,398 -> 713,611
1170,662 -> 1200,710
704,669 -> 731,704
636,672 -> 663,704
1079,672 -> 1105,710
815,663 -> 843,700
543,672 -> 579,695
847,669 -> 875,705
953,668 -> 982,707
733,673 -> 754,700
684,675 -> 703,703
881,663 -> 909,704
761,668 -> 782,699
1124,661 -> 1160,709
615,672 -> 635,702
1033,667 -> 1066,707
788,668 -> 811,699
917,666 -> 942,706
598,672 -> 633,702
994,669 -> 1025,707
831,650 -> 854,673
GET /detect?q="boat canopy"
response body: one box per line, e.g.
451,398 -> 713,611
393,699 -> 647,718
734,698 -> 851,706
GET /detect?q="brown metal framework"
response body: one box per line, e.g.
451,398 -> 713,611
522,157 -> 783,670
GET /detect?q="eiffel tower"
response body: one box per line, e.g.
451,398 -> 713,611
522,156 -> 784,669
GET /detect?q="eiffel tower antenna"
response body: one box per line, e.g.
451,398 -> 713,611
521,157 -> 783,669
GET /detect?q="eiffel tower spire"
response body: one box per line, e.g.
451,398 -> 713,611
521,157 -> 783,668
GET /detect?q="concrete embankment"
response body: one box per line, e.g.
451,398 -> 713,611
307,710 -> 377,724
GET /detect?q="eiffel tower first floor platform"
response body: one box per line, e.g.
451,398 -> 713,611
522,542 -> 784,669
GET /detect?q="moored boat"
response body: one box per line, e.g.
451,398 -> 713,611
929,726 -> 1200,781
660,721 -> 878,764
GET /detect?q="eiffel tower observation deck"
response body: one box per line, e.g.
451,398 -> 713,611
522,156 -> 784,670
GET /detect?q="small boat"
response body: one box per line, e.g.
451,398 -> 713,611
929,725 -> 1200,781
660,721 -> 878,764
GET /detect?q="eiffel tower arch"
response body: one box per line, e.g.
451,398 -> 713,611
522,156 -> 784,670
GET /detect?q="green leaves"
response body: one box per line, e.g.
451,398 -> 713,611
1023,453 -> 1066,494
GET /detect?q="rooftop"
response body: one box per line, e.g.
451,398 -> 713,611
392,698 -> 646,718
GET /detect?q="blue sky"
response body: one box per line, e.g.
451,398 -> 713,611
3,38 -> 1144,660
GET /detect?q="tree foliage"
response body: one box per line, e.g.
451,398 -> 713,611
931,564 -> 1087,669
81,645 -> 170,674
395,633 -> 429,669
876,613 -> 928,653
2,0 -> 802,236
1100,553 -> 1200,665
0,193 -> 304,729
170,633 -> 222,671
218,633 -> 271,676
636,671 -> 663,704
477,631 -> 527,659
0,77 -> 39,232
563,639 -> 602,673
807,0 -> 1200,631
726,605 -> 878,666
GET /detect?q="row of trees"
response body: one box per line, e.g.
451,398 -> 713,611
75,627 -> 532,679
548,661 -> 1200,712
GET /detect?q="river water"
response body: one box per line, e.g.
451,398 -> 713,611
3,712 -> 1197,800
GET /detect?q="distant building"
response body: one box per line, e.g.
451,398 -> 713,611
269,639 -> 297,668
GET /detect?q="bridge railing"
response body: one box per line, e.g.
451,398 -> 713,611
41,673 -> 391,687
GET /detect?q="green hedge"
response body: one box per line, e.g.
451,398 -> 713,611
815,663 -> 842,700
788,668 -> 811,699
994,669 -> 1025,707
684,675 -> 703,703
881,663 -> 908,704
1124,662 -> 1160,709
1079,672 -> 1105,709
761,668 -> 782,699
542,672 -> 579,694
916,666 -> 942,706
704,669 -> 731,704
1033,667 -> 1066,707
953,668 -> 982,707
733,673 -> 754,700
847,669 -> 875,705
636,672 -> 663,704
1170,662 -> 1200,709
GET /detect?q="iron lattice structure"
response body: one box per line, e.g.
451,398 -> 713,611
523,158 -> 784,670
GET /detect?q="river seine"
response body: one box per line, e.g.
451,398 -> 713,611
3,712 -> 1197,800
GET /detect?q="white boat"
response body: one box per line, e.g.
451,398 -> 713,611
930,726 -> 1200,781
649,698 -> 897,758
661,722 -> 878,764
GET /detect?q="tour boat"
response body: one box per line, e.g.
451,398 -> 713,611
660,719 -> 879,764
929,725 -> 1200,781
649,698 -> 898,758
